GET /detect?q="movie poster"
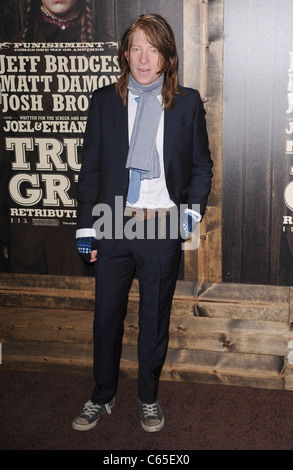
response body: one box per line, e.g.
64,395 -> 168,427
281,43 -> 293,284
0,0 -> 120,275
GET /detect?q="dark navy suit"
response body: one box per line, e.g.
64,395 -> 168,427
77,83 -> 212,403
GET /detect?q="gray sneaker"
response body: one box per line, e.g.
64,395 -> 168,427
139,399 -> 164,432
72,398 -> 115,431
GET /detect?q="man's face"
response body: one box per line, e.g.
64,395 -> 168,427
41,0 -> 79,19
125,29 -> 162,86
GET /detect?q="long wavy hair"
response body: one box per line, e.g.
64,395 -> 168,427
116,14 -> 180,109
22,0 -> 94,42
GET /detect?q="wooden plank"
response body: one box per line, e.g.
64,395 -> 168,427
196,0 -> 223,284
159,370 -> 283,390
0,307 -> 93,344
183,0 -> 223,283
2,274 -> 289,311
0,276 -> 290,330
0,273 -> 95,310
164,347 -> 284,380
168,316 -> 289,356
282,330 -> 293,390
195,302 -> 289,323
0,287 -> 94,310
0,338 -> 93,375
289,289 -> 293,323
283,356 -> 293,391
120,345 -> 284,390
0,277 -> 290,324
0,273 -> 94,290
124,313 -> 289,356
194,281 -> 290,304
1,335 -> 284,391
1,305 -> 289,356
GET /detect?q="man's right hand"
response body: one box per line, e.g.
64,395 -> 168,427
76,237 -> 97,263
90,249 -> 98,262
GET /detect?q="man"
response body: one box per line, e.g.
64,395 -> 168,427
73,13 -> 212,432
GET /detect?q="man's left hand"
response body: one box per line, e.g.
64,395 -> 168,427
181,210 -> 201,240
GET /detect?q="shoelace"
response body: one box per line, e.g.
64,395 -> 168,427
82,400 -> 112,418
141,402 -> 158,418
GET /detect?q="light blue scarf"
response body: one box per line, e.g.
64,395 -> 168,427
126,73 -> 164,180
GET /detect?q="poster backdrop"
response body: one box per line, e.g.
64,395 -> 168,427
1,37 -> 119,276
0,1 -> 119,275
0,0 -> 183,276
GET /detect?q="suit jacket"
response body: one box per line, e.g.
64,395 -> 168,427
77,83 -> 213,240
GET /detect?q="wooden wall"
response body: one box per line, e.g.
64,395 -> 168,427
1,273 -> 293,391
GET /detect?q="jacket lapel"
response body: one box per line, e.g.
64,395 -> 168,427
111,90 -> 129,165
163,105 -> 179,173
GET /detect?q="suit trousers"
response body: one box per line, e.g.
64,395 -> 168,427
91,214 -> 182,404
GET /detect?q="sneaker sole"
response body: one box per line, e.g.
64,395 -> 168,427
141,416 -> 165,432
72,416 -> 101,431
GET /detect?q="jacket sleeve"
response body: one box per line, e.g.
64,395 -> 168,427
76,91 -> 101,235
188,91 -> 213,216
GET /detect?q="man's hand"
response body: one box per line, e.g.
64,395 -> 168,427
90,249 -> 98,263
3,246 -> 9,259
181,209 -> 201,241
77,236 -> 97,263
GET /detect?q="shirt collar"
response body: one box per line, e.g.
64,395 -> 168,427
128,89 -> 162,104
